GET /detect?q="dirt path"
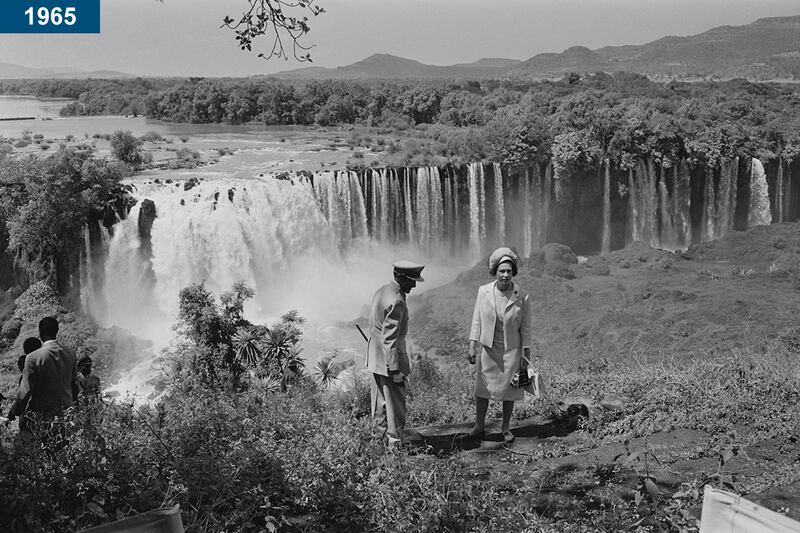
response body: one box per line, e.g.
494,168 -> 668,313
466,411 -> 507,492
409,417 -> 800,527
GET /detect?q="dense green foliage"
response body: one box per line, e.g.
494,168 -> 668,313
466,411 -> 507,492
0,147 -> 128,290
172,281 -> 306,391
2,74 -> 799,168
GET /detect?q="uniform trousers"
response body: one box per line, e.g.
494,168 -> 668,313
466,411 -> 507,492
371,373 -> 407,445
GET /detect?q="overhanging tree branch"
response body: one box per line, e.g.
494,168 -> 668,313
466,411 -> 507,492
221,0 -> 324,62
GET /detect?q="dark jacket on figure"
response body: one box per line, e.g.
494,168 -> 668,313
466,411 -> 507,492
10,340 -> 79,419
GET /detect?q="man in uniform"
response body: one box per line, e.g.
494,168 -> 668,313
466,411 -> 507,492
366,260 -> 424,449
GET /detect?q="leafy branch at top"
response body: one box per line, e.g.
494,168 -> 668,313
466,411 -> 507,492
221,0 -> 325,62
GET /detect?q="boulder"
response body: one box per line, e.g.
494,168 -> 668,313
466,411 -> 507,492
544,260 -> 575,279
137,199 -> 157,239
542,243 -> 577,265
601,393 -> 628,412
557,390 -> 597,419
183,177 -> 200,191
585,256 -> 610,276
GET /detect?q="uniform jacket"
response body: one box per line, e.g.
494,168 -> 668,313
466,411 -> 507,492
365,281 -> 411,376
469,281 -> 531,349
11,340 -> 78,418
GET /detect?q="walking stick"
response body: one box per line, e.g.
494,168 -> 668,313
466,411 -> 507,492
355,324 -> 368,343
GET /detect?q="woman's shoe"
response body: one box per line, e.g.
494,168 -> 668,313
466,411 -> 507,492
503,431 -> 515,444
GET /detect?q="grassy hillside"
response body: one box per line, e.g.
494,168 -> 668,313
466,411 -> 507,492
410,222 -> 800,367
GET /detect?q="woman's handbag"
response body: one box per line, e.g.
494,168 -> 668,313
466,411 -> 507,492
511,355 -> 546,399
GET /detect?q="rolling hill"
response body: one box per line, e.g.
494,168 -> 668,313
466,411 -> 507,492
273,15 -> 800,81
269,53 -> 523,80
0,61 -> 131,79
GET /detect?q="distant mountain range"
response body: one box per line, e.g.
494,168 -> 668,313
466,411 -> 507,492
1,15 -> 799,81
0,62 -> 131,80
271,15 -> 800,81
269,55 -> 524,80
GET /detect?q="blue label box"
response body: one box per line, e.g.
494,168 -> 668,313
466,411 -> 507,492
0,0 -> 100,33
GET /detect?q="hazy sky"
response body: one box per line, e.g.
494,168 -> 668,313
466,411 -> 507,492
0,0 -> 798,77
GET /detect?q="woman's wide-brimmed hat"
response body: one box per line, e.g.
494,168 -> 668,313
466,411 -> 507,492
488,247 -> 521,275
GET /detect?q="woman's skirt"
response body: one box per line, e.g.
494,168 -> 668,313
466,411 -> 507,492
474,337 -> 524,402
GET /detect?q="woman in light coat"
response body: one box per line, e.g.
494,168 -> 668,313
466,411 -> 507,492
466,247 -> 531,444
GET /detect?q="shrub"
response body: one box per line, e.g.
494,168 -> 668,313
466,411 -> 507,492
0,318 -> 21,341
139,131 -> 163,143
110,130 -> 144,167
12,281 -> 64,323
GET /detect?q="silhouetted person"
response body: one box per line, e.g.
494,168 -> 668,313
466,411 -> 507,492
77,356 -> 101,403
18,337 -> 43,385
8,317 -> 78,433
5,337 -> 43,426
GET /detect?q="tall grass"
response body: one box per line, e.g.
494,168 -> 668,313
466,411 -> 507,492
2,330 -> 798,531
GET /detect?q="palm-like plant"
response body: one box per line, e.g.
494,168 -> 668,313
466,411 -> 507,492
284,346 -> 305,376
314,357 -> 339,390
263,326 -> 294,364
232,327 -> 264,367
262,374 -> 283,394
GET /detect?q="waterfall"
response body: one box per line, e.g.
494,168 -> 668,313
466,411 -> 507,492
776,158 -> 784,223
348,172 -> 369,239
531,163 -> 544,251
450,167 -> 461,252
718,157 -> 738,235
79,225 -> 94,314
103,179 -> 345,337
658,172 -> 676,247
378,169 -> 389,241
645,159 -> 658,247
338,173 -> 354,241
702,167 -> 717,242
493,162 -> 505,244
443,171 -> 454,253
748,157 -> 772,227
403,170 -> 415,245
783,158 -> 792,222
542,162 -> 552,246
468,162 -> 486,257
522,166 -> 532,256
388,169 -> 401,243
429,167 -> 443,254
627,167 -> 638,244
677,159 -> 692,246
601,158 -> 610,254
414,167 -> 432,252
